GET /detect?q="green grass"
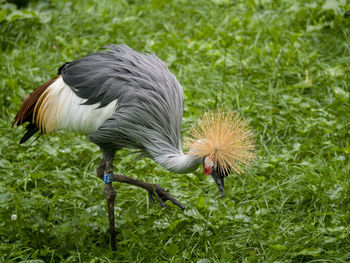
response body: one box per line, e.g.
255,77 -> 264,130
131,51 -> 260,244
1,0 -> 350,262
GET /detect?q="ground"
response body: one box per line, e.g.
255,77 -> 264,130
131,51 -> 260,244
0,0 -> 350,262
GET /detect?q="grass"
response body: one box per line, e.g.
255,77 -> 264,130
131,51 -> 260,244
1,0 -> 350,262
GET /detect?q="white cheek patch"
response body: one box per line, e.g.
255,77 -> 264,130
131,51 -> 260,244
204,156 -> 214,168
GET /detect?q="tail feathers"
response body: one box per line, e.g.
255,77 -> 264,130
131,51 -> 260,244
13,77 -> 58,127
13,77 -> 58,143
20,123 -> 39,144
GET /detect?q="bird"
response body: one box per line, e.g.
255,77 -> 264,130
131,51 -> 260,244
13,44 -> 255,250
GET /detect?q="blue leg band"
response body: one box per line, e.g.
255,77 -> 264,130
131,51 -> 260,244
104,173 -> 113,184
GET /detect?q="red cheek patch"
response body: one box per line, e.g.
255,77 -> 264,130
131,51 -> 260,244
203,166 -> 212,176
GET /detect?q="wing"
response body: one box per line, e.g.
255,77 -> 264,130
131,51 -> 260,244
61,44 -> 183,108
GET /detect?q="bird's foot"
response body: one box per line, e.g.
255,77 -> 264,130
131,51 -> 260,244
147,184 -> 187,210
112,174 -> 187,210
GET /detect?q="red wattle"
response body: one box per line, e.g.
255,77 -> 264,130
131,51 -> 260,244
203,166 -> 212,176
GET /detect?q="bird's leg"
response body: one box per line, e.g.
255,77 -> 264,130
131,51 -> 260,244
97,154 -> 117,251
96,158 -> 106,180
112,173 -> 187,210
104,159 -> 116,251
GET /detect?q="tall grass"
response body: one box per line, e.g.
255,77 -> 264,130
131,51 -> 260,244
1,0 -> 350,262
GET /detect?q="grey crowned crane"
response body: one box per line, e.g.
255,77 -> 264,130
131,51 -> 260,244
13,44 -> 255,250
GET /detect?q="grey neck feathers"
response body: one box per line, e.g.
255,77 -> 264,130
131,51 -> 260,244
154,151 -> 203,174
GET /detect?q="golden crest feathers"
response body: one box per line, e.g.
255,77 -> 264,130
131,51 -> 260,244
185,109 -> 256,175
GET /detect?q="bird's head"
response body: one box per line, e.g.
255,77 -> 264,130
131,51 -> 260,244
185,109 -> 256,197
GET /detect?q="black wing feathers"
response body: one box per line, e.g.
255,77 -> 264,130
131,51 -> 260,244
20,123 -> 39,144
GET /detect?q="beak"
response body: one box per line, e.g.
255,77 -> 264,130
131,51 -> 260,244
210,170 -> 225,198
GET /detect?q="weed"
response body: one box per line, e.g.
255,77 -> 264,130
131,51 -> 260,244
1,0 -> 350,262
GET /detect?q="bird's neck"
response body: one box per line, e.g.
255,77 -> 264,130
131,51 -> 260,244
154,152 -> 202,174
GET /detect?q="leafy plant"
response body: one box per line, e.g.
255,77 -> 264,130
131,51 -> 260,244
1,0 -> 350,262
